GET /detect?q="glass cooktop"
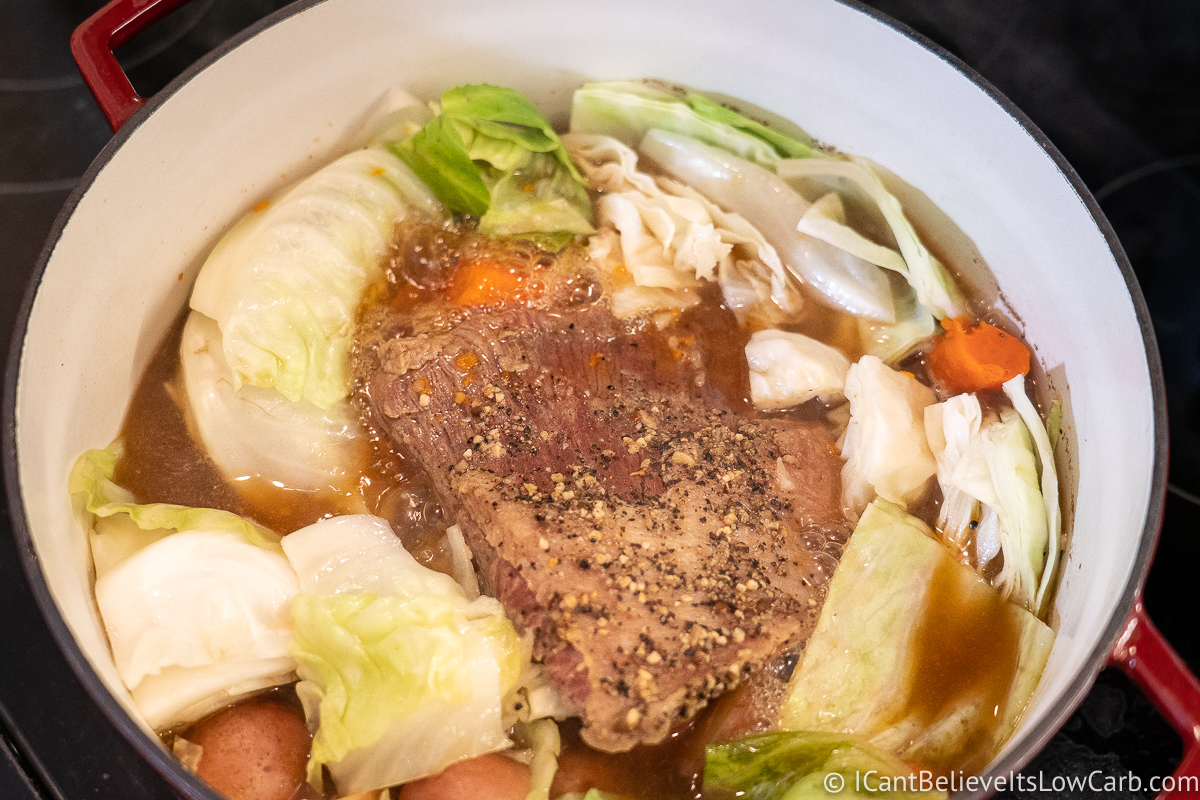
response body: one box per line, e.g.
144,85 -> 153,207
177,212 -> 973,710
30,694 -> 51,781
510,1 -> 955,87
1,1 -> 1196,798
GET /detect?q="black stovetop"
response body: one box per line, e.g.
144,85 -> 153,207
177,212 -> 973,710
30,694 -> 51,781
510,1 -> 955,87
2,1 -> 1197,798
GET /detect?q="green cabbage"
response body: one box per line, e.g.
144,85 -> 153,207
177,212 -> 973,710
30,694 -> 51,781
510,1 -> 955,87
69,445 -> 296,730
391,84 -> 593,242
189,146 -> 442,410
841,357 -> 938,516
781,500 -> 1055,776
704,731 -> 947,799
180,311 -> 362,493
795,192 -> 936,363
512,718 -> 562,800
925,392 -> 1052,615
1002,375 -> 1062,618
281,515 -> 524,796
570,81 -> 818,165
97,530 -> 298,730
797,193 -> 909,275
858,280 -> 936,365
745,328 -> 852,410
639,130 -> 896,322
775,158 -> 965,320
571,81 -> 964,326
69,443 -> 282,574
563,132 -> 799,324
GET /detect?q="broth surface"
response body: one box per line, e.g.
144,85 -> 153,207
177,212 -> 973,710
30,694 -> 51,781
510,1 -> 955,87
110,180 -> 1044,797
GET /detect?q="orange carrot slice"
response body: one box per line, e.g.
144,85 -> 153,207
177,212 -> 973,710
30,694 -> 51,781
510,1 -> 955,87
450,256 -> 535,306
927,317 -> 1030,394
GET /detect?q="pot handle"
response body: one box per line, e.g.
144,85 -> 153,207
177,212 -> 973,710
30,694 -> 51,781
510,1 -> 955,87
1110,595 -> 1200,798
70,0 -> 197,131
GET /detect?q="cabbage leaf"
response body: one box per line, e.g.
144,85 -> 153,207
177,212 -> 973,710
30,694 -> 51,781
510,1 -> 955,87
795,192 -> 936,361
639,129 -> 896,322
564,133 -> 798,323
70,445 -> 296,730
96,530 -> 298,730
69,443 -> 281,564
841,356 -> 938,516
797,192 -> 909,275
1002,375 -> 1062,618
781,500 -> 1055,776
180,311 -> 362,492
570,81 -> 818,165
745,329 -> 852,410
446,524 -> 482,600
361,88 -> 435,148
513,718 -> 562,800
281,515 -> 523,796
391,84 -> 593,240
705,730 -> 946,799
925,394 -> 1049,614
775,158 -> 965,320
189,146 -> 443,410
858,280 -> 936,365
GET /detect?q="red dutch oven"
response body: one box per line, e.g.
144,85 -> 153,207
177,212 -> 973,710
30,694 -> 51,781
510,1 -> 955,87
6,0 -> 1200,797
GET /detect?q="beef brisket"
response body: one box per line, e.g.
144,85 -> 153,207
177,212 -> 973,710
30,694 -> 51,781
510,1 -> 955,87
359,302 -> 847,751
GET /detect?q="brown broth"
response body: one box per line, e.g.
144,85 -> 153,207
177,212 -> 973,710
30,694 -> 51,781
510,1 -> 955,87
901,557 -> 1024,777
111,324 -> 363,534
676,292 -> 754,414
112,307 -> 451,579
113,312 -> 246,514
552,681 -> 780,800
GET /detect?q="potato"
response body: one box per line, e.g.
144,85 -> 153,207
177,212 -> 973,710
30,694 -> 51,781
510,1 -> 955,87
397,753 -> 530,800
188,698 -> 311,800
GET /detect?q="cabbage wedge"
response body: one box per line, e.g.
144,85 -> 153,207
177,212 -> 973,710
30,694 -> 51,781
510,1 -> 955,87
70,445 -> 297,730
189,146 -> 442,410
180,312 -> 362,493
924,393 -> 1050,614
840,356 -> 938,516
186,143 -> 443,491
281,515 -> 523,796
782,500 -> 1054,776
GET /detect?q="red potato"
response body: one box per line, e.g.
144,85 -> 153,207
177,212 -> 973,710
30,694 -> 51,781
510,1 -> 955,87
187,698 -> 312,800
397,753 -> 531,800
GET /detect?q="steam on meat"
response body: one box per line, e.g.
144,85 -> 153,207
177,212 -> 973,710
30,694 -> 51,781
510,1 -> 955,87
358,249 -> 849,751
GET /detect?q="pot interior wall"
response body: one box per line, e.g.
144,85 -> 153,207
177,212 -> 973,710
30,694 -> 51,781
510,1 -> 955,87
14,0 -> 1157,786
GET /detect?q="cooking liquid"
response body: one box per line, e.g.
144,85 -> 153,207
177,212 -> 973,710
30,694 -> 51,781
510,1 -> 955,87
113,314 -> 455,575
553,677 -> 785,800
901,557 -> 1024,777
112,215 -> 1031,798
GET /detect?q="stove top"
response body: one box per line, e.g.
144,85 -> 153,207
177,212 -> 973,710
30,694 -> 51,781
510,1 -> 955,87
1,1 -> 1197,798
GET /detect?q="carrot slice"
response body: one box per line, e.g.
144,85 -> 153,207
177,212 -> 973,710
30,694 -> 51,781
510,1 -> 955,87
927,317 -> 1030,394
450,256 -> 534,306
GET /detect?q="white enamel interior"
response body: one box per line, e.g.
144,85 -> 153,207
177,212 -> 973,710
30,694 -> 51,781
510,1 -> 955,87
14,0 -> 1156,791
